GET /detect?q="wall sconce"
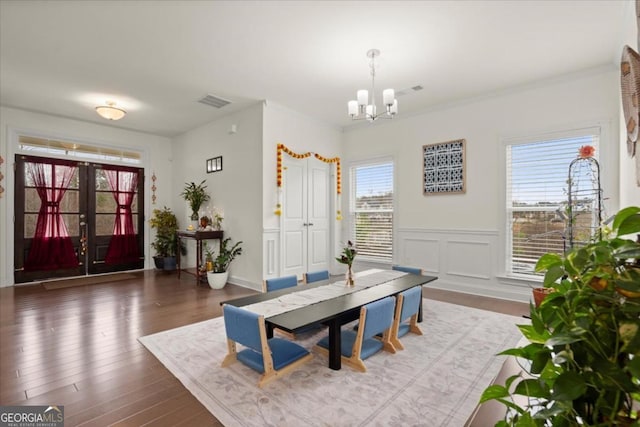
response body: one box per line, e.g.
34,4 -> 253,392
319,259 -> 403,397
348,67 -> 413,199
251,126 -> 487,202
207,156 -> 223,173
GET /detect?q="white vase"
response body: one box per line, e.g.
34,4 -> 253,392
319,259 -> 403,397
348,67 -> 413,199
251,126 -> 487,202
207,271 -> 229,289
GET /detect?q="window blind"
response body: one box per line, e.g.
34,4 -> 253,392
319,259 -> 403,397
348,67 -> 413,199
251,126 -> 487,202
350,161 -> 393,261
506,133 -> 599,275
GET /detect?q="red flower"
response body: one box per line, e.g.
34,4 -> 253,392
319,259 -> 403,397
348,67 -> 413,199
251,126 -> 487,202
578,145 -> 595,158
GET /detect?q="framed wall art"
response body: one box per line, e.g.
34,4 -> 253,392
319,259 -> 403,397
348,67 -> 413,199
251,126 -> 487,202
206,156 -> 223,173
423,139 -> 466,195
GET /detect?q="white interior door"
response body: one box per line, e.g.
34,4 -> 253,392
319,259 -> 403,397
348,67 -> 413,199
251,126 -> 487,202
307,161 -> 330,272
282,156 -> 330,279
282,159 -> 307,277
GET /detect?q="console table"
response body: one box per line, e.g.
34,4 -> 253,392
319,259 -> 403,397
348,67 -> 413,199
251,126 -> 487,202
176,230 -> 223,285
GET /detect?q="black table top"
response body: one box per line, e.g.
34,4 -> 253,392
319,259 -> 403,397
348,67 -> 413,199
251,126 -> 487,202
221,273 -> 437,332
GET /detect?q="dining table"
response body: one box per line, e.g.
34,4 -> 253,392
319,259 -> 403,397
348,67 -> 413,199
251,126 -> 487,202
221,269 -> 438,370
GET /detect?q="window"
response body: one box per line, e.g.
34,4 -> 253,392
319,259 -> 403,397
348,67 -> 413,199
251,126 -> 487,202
18,135 -> 141,164
350,160 -> 393,262
506,129 -> 599,277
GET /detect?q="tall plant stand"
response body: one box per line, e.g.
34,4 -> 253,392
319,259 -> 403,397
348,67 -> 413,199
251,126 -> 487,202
567,157 -> 602,249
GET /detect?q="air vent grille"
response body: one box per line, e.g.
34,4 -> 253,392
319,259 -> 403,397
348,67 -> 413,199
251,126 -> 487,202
396,85 -> 423,97
198,94 -> 231,109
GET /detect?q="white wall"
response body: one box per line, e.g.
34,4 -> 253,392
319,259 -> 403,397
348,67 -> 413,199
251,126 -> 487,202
0,106 -> 173,287
619,0 -> 640,207
262,101 -> 342,280
171,103 -> 264,288
342,69 -> 620,301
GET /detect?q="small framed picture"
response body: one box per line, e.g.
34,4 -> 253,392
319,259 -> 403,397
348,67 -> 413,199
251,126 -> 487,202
423,139 -> 466,195
206,156 -> 223,173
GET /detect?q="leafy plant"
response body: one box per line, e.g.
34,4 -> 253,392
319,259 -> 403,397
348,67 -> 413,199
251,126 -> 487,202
149,206 -> 186,257
211,238 -> 243,273
203,242 -> 214,263
336,240 -> 357,267
480,206 -> 640,426
181,180 -> 210,221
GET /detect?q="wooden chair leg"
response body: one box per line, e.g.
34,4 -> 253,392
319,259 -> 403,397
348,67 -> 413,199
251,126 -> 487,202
344,357 -> 367,373
221,339 -> 238,367
381,329 -> 397,354
409,315 -> 423,335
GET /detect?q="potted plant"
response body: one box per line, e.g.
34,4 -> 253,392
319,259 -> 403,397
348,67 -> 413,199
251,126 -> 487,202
201,242 -> 214,273
480,206 -> 640,426
181,180 -> 210,221
207,237 -> 243,289
149,206 -> 186,271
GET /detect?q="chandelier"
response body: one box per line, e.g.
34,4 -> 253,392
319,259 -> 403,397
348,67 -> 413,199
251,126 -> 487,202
95,101 -> 126,121
348,49 -> 398,122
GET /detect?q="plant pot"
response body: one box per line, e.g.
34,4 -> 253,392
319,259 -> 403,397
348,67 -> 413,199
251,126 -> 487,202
153,256 -> 164,270
532,287 -> 552,307
207,271 -> 229,289
162,256 -> 177,271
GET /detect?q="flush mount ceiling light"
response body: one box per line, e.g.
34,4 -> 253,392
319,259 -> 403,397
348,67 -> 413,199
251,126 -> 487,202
95,101 -> 126,121
348,49 -> 398,122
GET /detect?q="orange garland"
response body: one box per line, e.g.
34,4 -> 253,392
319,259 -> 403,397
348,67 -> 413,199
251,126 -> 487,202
276,143 -> 342,218
276,143 -> 341,194
313,153 -> 341,195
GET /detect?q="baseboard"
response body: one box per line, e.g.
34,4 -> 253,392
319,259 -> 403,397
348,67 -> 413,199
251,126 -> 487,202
425,279 -> 532,303
228,275 -> 262,292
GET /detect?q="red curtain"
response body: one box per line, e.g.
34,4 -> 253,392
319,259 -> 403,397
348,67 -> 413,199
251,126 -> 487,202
104,167 -> 140,264
24,161 -> 79,271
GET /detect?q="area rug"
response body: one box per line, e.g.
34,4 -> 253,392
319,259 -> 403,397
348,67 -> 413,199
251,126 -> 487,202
139,300 -> 524,427
42,273 -> 137,290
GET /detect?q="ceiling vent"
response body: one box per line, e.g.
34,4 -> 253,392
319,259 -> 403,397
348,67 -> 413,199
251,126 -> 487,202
198,94 -> 231,109
396,85 -> 424,97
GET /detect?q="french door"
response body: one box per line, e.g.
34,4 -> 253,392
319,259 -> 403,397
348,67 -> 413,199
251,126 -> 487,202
281,156 -> 331,279
14,155 -> 145,283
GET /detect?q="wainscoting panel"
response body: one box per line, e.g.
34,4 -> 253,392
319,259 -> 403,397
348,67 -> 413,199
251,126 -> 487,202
401,238 -> 440,274
446,240 -> 491,280
397,228 -> 531,302
263,229 -> 280,281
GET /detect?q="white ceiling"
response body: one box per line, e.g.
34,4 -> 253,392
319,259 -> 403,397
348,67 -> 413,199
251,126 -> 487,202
0,1 -> 629,138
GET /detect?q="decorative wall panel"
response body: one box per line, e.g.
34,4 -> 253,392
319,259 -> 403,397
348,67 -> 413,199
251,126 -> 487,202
423,139 -> 466,194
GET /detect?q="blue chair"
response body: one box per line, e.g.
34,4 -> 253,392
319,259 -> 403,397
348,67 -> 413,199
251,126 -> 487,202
315,296 -> 396,372
304,270 -> 330,284
391,286 -> 423,350
221,304 -> 313,387
263,274 -> 298,292
392,265 -> 423,275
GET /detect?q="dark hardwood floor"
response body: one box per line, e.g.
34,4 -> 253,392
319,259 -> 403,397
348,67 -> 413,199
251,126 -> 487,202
0,270 -> 529,426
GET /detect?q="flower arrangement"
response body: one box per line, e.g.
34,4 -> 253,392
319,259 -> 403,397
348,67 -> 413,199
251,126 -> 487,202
336,241 -> 357,285
578,145 -> 596,158
336,240 -> 357,266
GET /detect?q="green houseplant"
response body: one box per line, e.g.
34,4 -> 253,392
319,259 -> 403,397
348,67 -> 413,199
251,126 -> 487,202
181,180 -> 210,221
480,206 -> 640,426
206,238 -> 243,289
149,206 -> 186,270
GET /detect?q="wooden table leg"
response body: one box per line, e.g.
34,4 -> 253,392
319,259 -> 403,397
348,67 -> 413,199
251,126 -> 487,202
196,240 -> 202,285
328,319 -> 342,370
266,323 -> 274,339
176,234 -> 182,279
